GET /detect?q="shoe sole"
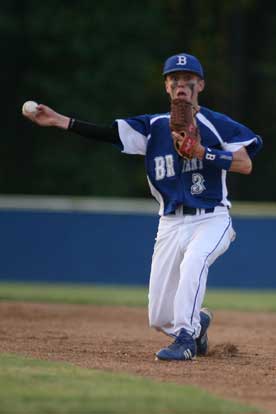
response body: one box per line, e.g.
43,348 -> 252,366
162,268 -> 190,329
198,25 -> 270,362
155,354 -> 196,362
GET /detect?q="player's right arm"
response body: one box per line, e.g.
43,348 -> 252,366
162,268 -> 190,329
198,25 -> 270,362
23,103 -> 150,152
22,104 -> 121,144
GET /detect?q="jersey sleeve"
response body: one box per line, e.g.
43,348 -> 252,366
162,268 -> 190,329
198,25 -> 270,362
217,116 -> 263,159
113,115 -> 151,155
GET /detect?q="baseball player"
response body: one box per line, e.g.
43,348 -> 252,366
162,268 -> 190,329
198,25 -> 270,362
23,53 -> 263,361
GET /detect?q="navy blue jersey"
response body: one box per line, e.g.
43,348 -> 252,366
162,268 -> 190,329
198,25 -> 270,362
114,106 -> 262,215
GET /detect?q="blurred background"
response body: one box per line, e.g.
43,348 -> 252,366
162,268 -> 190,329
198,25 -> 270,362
4,0 -> 274,200
1,0 -> 275,286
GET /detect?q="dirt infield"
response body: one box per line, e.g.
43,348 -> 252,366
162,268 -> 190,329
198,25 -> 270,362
0,302 -> 275,413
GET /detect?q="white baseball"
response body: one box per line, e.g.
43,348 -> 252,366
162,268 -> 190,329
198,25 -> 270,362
22,101 -> 38,115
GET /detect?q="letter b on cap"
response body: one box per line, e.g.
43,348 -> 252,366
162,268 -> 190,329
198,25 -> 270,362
176,55 -> 187,66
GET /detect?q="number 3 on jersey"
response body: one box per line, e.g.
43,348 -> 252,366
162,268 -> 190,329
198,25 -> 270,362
191,173 -> 205,195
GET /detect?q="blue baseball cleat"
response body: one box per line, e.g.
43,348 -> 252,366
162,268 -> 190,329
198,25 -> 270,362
196,308 -> 213,356
155,328 -> 196,361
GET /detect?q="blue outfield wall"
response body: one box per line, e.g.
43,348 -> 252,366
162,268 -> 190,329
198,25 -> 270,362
0,208 -> 275,288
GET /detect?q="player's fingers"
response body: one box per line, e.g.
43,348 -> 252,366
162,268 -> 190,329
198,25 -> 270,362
172,131 -> 181,139
36,104 -> 51,113
37,104 -> 57,119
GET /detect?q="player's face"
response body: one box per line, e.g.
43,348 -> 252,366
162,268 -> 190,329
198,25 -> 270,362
165,72 -> 205,102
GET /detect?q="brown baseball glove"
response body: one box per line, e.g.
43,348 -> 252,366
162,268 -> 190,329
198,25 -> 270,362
170,98 -> 201,159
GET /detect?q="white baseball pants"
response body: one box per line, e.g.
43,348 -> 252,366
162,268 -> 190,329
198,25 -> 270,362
148,206 -> 235,338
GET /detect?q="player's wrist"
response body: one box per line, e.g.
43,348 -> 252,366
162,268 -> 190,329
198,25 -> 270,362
54,114 -> 70,129
203,147 -> 233,170
193,143 -> 205,160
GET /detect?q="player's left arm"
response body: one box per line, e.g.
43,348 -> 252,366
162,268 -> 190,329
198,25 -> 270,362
225,130 -> 263,174
193,144 -> 252,175
192,121 -> 263,175
228,147 -> 252,174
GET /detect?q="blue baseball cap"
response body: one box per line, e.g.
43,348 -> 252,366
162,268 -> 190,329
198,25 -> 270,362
163,53 -> 204,79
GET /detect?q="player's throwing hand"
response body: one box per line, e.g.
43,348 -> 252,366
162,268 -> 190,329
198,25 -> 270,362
22,103 -> 69,129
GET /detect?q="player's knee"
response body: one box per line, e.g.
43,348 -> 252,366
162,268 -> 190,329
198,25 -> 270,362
181,252 -> 207,271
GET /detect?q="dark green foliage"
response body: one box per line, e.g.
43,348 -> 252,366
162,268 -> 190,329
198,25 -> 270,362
2,0 -> 273,199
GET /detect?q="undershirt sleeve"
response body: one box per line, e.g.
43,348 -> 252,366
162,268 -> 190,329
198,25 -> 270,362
68,118 -> 121,145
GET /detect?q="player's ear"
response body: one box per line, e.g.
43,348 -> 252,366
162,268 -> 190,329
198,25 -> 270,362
164,77 -> 170,94
197,79 -> 205,93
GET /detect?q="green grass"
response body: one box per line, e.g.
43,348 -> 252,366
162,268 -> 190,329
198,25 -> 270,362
205,290 -> 276,312
1,282 -> 276,312
0,353 -> 257,414
0,282 -> 148,306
